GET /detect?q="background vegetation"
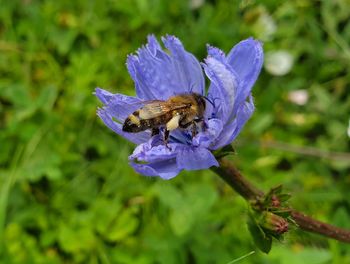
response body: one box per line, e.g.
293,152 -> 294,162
1,0 -> 349,263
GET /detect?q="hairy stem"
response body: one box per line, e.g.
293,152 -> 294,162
212,158 -> 350,243
291,210 -> 350,243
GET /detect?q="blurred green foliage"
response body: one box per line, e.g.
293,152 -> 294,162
1,0 -> 350,263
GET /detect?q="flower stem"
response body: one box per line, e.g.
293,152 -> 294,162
212,158 -> 350,243
290,210 -> 350,243
211,159 -> 263,201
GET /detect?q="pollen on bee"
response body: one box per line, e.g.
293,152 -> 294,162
166,115 -> 181,131
128,114 -> 141,126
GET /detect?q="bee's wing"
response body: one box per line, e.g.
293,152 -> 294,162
138,101 -> 189,119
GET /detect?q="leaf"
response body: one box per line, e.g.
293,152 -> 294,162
170,184 -> 218,236
106,208 -> 139,242
92,198 -> 122,236
213,144 -> 235,159
152,183 -> 183,209
247,212 -> 272,254
269,245 -> 332,264
169,207 -> 193,236
270,185 -> 283,195
58,223 -> 96,253
278,194 -> 292,202
271,208 -> 292,218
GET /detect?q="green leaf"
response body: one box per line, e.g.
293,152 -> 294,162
152,183 -> 183,209
58,223 -> 96,253
213,144 -> 235,159
106,208 -> 139,242
169,184 -> 217,236
247,212 -> 272,254
92,198 -> 122,236
278,194 -> 292,202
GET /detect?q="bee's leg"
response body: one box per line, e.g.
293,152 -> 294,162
164,128 -> 170,149
164,115 -> 181,149
151,128 -> 160,136
179,115 -> 191,129
191,121 -> 197,138
194,117 -> 206,130
179,122 -> 191,129
179,117 -> 197,138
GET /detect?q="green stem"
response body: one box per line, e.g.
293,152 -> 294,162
0,146 -> 24,255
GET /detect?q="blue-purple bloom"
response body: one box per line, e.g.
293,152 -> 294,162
96,35 -> 263,179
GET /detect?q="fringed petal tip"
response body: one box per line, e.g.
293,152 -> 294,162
227,37 -> 264,95
146,34 -> 162,55
161,34 -> 182,47
206,44 -> 226,62
95,87 -> 114,105
161,34 -> 205,95
125,34 -> 204,100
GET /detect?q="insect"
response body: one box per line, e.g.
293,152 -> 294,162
122,93 -> 207,145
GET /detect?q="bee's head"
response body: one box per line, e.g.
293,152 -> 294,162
192,93 -> 206,112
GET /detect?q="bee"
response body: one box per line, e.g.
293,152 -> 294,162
122,93 -> 207,145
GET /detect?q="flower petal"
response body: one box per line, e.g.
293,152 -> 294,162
126,35 -> 172,100
129,136 -> 184,163
126,35 -> 205,100
97,108 -> 150,144
176,147 -> 219,170
95,87 -> 115,104
162,35 -> 205,95
203,57 -> 239,123
192,118 -> 223,149
226,38 -> 263,112
95,88 -> 143,121
206,44 -> 226,62
126,55 -> 164,100
130,159 -> 181,180
212,95 -> 255,149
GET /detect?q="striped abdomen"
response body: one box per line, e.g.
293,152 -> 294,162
122,110 -> 173,133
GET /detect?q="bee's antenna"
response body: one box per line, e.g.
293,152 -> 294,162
189,83 -> 195,93
208,93 -> 222,107
203,95 -> 215,109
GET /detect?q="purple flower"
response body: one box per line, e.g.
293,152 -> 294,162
96,35 -> 263,179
